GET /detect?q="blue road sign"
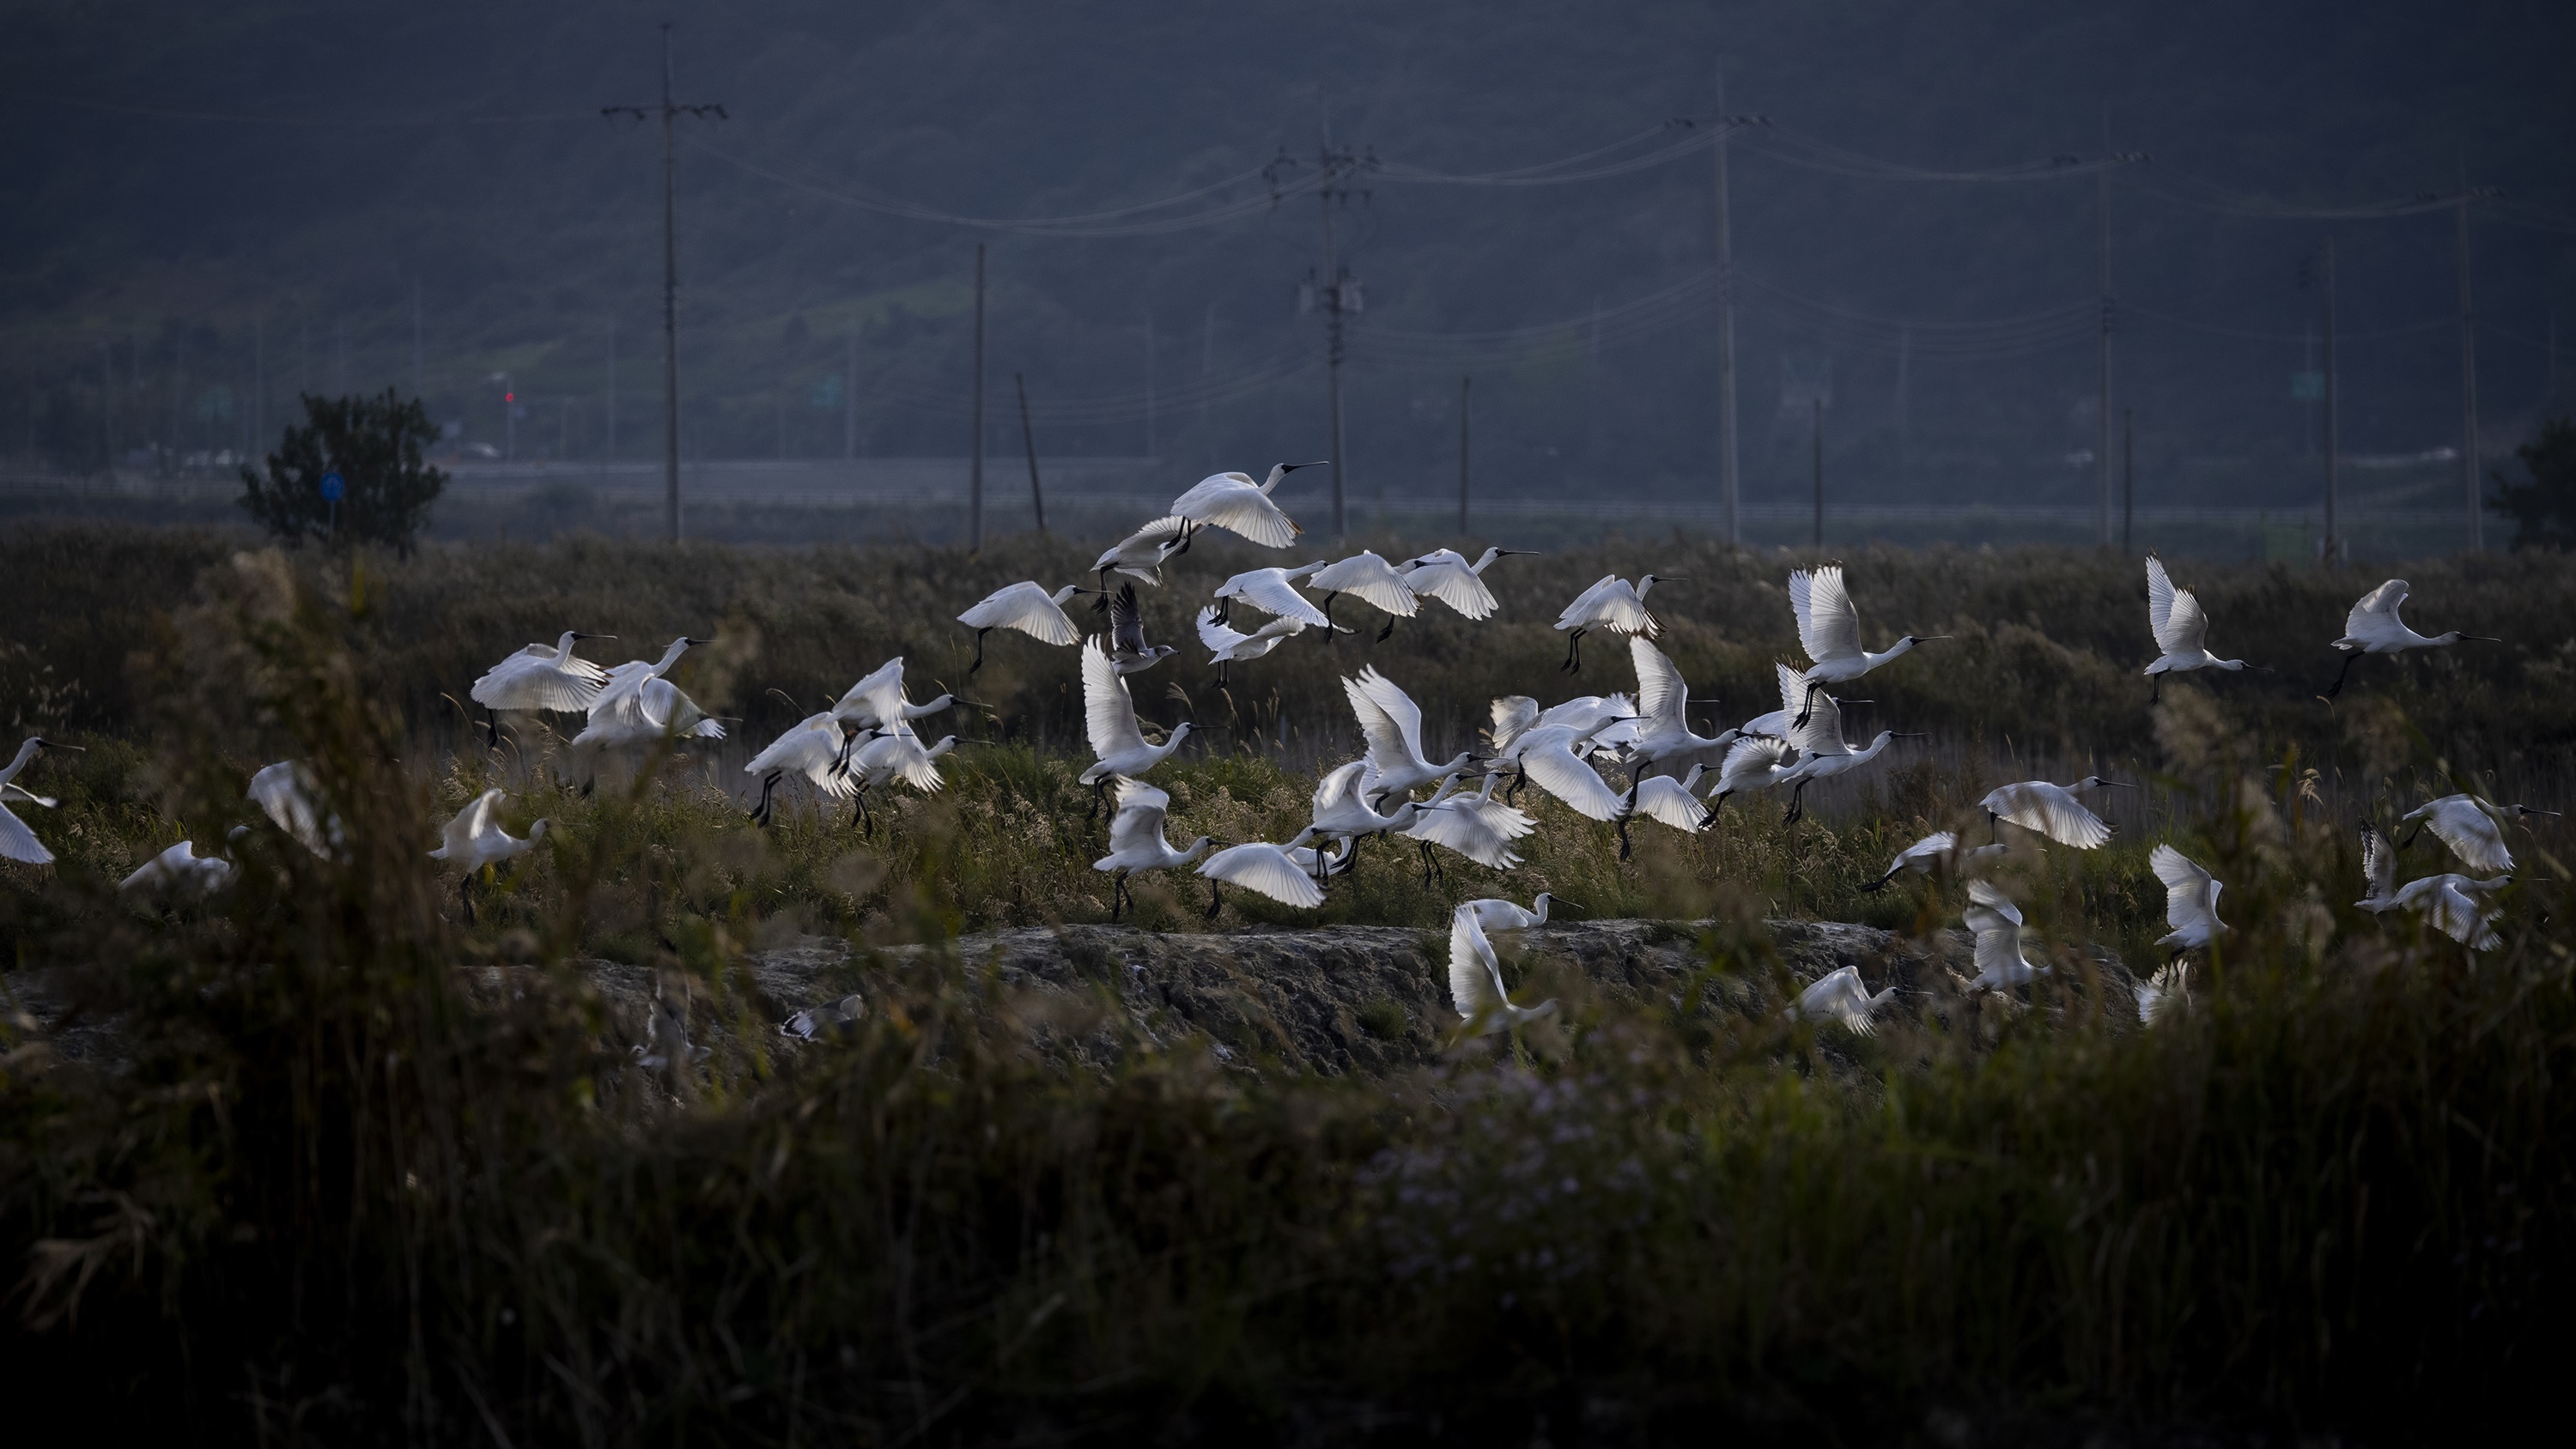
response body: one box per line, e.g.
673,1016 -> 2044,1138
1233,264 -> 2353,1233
319,471 -> 345,501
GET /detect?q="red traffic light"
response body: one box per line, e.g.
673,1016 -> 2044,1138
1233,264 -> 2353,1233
504,391 -> 515,403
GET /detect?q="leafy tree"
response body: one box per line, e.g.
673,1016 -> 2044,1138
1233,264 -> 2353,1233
2490,415 -> 2576,550
239,390 -> 446,555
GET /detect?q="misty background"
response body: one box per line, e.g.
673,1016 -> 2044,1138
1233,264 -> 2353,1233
4,0 -> 2573,554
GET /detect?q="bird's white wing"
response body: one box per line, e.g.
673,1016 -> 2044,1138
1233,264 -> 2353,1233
1352,668 -> 1428,769
1717,734 -> 1798,791
2150,844 -> 2218,934
1488,695 -> 1540,752
1964,878 -> 2025,934
1230,570 -> 1330,626
0,784 -> 56,808
2360,825 -> 2395,899
1522,737 -> 1625,822
1453,791 -> 1536,841
247,761 -> 329,855
472,653 -> 602,712
2137,962 -> 2188,1024
1405,561 -> 1498,620
0,802 -> 52,865
2342,579 -> 2409,641
1789,684 -> 1846,757
1310,554 -> 1419,615
1632,776 -> 1710,832
894,736 -> 945,791
1971,926 -> 2022,984
1630,636 -> 1686,729
1906,830 -> 1958,866
1449,906 -> 1502,1021
746,714 -> 836,775
1987,784 -> 2112,849
1587,585 -> 1658,635
1200,843 -> 1327,907
2160,584 -> 2210,657
1555,575 -> 1623,630
2145,555 -> 2176,646
1105,779 -> 1172,855
960,582 -> 1081,645
1081,638 -> 1146,759
1406,801 -> 1523,869
2421,797 -> 2512,872
1175,483 -> 1299,548
834,658 -> 908,728
1789,565 -> 1862,664
2425,878 -> 2500,949
1774,661 -> 1807,717
1197,606 -> 1251,656
1312,760 -> 1370,816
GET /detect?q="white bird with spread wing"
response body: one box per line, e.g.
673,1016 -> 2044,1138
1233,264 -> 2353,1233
1092,778 -> 1214,922
1447,904 -> 1558,1036
0,737 -> 78,866
1197,606 -> 1326,686
1979,776 -> 2133,849
428,787 -> 550,923
1706,734 -> 1803,816
469,630 -> 612,744
1397,546 -> 1535,621
1785,563 -> 1943,727
1198,840 -> 1327,917
1107,583 -> 1178,676
744,712 -> 857,826
2394,871 -> 2512,950
1857,830 -> 2006,891
1777,662 -> 1917,826
120,839 -> 234,894
2354,825 -> 2407,915
1346,667 -> 1477,802
1461,893 -> 1568,933
2135,963 -> 2190,1026
957,582 -> 1091,675
1613,763 -> 1710,858
1619,637 -> 1736,776
1401,772 -> 1535,882
246,760 -> 336,857
2149,844 -> 2226,955
1963,880 -> 2047,990
1170,462 -> 1321,547
1552,573 -> 1677,674
1304,550 -> 1420,640
570,637 -> 723,769
2324,579 -> 2500,699
843,726 -> 957,836
1212,563 -> 1331,627
1077,638 -> 1195,817
2142,555 -> 2255,700
2398,793 -> 2557,873
1789,966 -> 1897,1035
830,658 -> 957,742
1091,516 -> 1194,601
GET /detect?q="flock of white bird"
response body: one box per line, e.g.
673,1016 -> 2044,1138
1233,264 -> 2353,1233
0,472 -> 2551,1040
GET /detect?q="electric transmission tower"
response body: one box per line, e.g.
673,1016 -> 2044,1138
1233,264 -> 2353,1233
1268,136 -> 1377,540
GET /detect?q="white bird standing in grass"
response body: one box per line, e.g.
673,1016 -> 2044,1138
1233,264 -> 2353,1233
1346,667 -> 1477,802
1447,904 -> 1558,1036
1212,562 -> 1330,627
0,737 -> 77,866
428,788 -> 550,923
1169,462 -> 1322,547
1778,666 -> 1917,826
1107,584 -> 1178,676
1304,549 -> 1420,640
1078,638 -> 1195,817
1093,778 -> 1214,921
1978,776 -> 2134,848
1786,563 -> 1943,726
1857,830 -> 2007,891
247,760 -> 335,857
1197,606 -> 1327,686
744,712 -> 857,826
2397,793 -> 2557,872
1789,966 -> 1897,1035
1198,841 -> 1327,917
956,582 -> 1091,675
843,726 -> 957,835
470,630 -> 613,744
120,839 -> 234,894
1613,763 -> 1711,858
1091,516 -> 1194,601
1706,734 -> 1803,816
2324,579 -> 2500,699
1552,573 -> 1678,675
2141,555 -> 2257,701
2394,871 -> 2512,950
1397,546 -> 1536,621
2149,844 -> 2227,955
1620,637 -> 1737,776
2135,963 -> 2190,1026
1963,881 -> 2047,990
1461,893 -> 1567,933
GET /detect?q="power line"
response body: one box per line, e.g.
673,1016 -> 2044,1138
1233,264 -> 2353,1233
32,92 -> 596,127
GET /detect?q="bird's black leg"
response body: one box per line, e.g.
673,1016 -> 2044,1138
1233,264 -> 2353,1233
2397,823 -> 2423,851
2323,649 -> 2360,700
1088,779 -> 1109,822
1618,817 -> 1634,863
2150,671 -> 2162,704
968,630 -> 988,676
1506,767 -> 1528,807
1094,573 -> 1113,612
459,875 -> 477,925
1321,593 -> 1339,644
1793,682 -> 1819,731
1560,628 -> 1584,674
485,706 -> 501,749
1205,880 -> 1224,920
1783,780 -> 1808,826
1376,615 -> 1396,643
1217,661 -> 1230,688
752,772 -> 780,825
1418,840 -> 1437,888
1987,810 -> 1999,846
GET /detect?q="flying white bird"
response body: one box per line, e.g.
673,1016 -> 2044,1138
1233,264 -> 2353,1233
428,787 -> 550,923
1093,778 -> 1214,921
1486,693 -> 1634,756
2397,793 -> 2557,873
1197,606 -> 1326,686
1461,893 -> 1568,933
781,993 -> 867,1042
1786,563 -> 1943,726
1613,763 -> 1710,858
1707,734 -> 1804,815
1552,573 -> 1678,674
1198,841 -> 1327,917
1401,772 -> 1534,882
744,712 -> 858,826
1091,516 -> 1194,599
1788,965 -> 1898,1035
1620,637 -> 1737,775
1778,664 -> 1917,825
1446,904 -> 1558,1036
831,658 -> 957,742
2354,824 -> 2407,914
1168,462 -> 1322,547
1077,637 -> 1194,817
246,759 -> 335,857
2149,844 -> 2226,954
2141,555 -> 2255,700
1107,583 -> 1177,676
1284,835 -> 1357,884
1963,880 -> 2047,990
1505,722 -> 1626,822
2393,871 -> 2512,949
2135,962 -> 2190,1026
1396,546 -> 1535,621
469,630 -> 613,743
1857,830 -> 2007,891
957,582 -> 1091,675
1346,667 -> 1478,802
843,725 -> 958,835
1304,550 -> 1420,640
1304,760 -> 1441,846
120,839 -> 235,894
1979,777 -> 2134,849
1212,562 -> 1331,627
634,986 -> 712,1072
0,737 -> 77,866
573,637 -> 723,766
2324,579 -> 2500,699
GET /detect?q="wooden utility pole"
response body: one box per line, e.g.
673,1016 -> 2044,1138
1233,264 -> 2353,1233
970,243 -> 985,551
2456,163 -> 2483,551
1457,375 -> 1472,533
1811,398 -> 1824,549
1712,68 -> 1746,546
1017,372 -> 1045,533
2321,239 -> 2340,566
844,324 -> 858,460
2122,407 -> 2135,553
1270,132 -> 1375,541
603,23 -> 726,543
